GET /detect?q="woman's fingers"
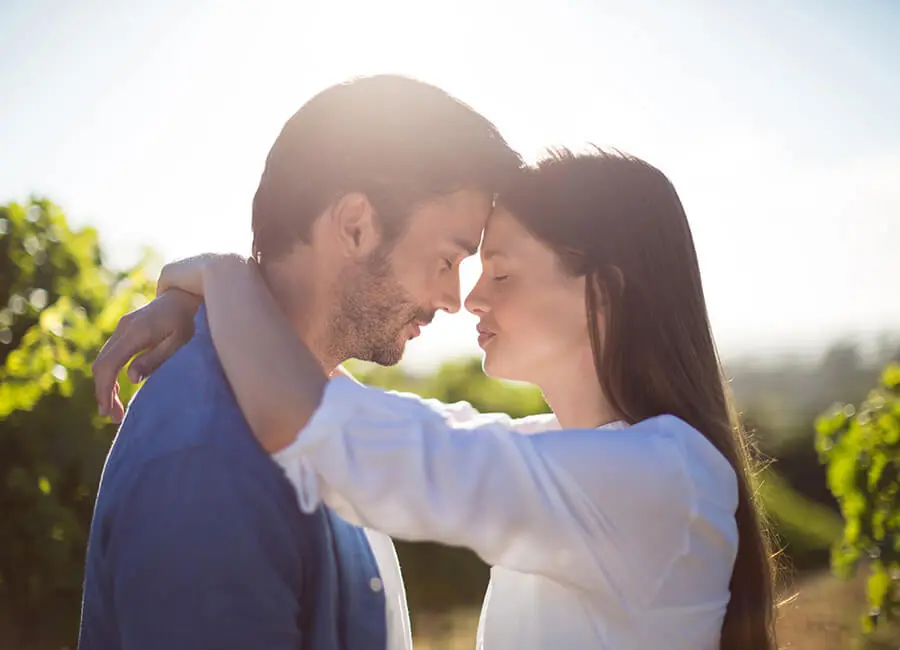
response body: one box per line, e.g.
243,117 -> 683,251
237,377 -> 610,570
93,308 -> 163,415
92,290 -> 199,418
93,314 -> 148,416
127,331 -> 190,384
109,381 -> 125,424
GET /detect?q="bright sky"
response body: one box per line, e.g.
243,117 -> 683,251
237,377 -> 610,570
2,0 -> 898,371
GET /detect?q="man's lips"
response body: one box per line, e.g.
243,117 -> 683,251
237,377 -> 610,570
409,313 -> 434,339
408,319 -> 430,339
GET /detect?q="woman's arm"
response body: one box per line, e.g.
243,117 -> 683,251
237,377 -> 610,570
144,255 -> 702,596
107,254 -> 698,594
190,254 -> 329,451
93,288 -> 201,421
273,377 -> 700,594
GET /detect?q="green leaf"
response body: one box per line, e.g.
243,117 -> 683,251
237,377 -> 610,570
868,569 -> 891,606
883,364 -> 900,391
0,198 -> 157,642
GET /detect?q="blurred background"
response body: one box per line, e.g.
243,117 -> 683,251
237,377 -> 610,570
1,0 -> 898,648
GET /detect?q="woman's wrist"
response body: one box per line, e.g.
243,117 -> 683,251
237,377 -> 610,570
200,254 -> 256,295
157,253 -> 248,297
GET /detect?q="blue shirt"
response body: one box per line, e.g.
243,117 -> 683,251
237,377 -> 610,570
79,307 -> 387,650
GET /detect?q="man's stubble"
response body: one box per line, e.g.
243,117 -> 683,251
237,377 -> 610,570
327,247 -> 433,367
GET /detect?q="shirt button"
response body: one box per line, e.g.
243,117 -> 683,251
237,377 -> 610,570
369,577 -> 384,593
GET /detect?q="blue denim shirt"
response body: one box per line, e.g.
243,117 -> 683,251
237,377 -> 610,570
79,307 -> 387,650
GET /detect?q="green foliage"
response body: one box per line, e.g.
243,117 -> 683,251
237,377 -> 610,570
349,357 -> 550,418
759,468 -> 842,568
0,199 -> 155,647
816,363 -> 900,633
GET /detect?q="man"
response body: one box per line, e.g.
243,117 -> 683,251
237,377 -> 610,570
81,74 -> 521,649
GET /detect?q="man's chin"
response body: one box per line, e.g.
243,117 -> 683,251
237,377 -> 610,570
361,342 -> 406,367
373,356 -> 403,368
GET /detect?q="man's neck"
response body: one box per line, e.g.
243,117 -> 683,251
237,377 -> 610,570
260,260 -> 342,374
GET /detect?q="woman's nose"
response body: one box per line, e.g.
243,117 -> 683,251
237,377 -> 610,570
464,280 -> 489,315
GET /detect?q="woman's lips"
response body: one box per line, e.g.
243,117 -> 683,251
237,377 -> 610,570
477,329 -> 496,348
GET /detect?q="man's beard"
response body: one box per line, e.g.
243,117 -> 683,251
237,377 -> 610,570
329,249 -> 434,366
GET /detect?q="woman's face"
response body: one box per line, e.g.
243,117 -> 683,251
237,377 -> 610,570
465,208 -> 595,384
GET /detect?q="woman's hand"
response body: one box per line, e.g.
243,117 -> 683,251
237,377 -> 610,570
92,254 -> 248,421
93,288 -> 202,421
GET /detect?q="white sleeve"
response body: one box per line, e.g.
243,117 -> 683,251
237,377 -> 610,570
409,394 -> 560,434
273,377 -> 695,593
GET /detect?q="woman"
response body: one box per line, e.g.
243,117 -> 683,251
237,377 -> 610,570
95,149 -> 776,649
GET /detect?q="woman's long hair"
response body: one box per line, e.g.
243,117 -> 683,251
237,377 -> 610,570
499,148 -> 776,650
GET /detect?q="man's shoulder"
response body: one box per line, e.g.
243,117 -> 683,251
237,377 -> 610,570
95,421 -> 325,554
89,444 -> 332,624
119,334 -> 252,450
131,331 -> 236,420
119,443 -> 292,513
98,333 -> 274,498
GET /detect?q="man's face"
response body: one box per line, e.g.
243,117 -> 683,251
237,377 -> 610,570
333,189 -> 491,366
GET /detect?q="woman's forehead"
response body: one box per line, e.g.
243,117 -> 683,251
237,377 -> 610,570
482,207 -> 565,274
483,207 -> 528,250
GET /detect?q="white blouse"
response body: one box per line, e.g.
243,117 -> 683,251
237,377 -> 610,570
273,377 -> 739,650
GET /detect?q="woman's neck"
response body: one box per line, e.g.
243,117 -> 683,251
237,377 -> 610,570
538,356 -> 621,430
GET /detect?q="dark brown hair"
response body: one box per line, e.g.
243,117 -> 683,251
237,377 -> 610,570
499,148 -> 776,650
251,74 -> 522,261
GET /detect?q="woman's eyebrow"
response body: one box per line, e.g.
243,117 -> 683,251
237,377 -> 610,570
481,249 -> 507,261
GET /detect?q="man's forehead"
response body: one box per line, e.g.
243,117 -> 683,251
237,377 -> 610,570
405,189 -> 491,251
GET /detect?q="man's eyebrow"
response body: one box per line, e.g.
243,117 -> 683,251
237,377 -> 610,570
454,237 -> 480,256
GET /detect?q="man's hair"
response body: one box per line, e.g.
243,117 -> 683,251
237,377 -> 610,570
251,74 -> 522,261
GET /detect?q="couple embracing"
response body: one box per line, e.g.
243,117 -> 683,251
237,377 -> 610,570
80,74 -> 776,650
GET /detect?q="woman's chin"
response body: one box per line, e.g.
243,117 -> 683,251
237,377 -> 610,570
481,350 -> 498,378
481,351 -> 520,383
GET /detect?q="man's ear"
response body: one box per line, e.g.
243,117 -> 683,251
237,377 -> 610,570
329,192 -> 382,258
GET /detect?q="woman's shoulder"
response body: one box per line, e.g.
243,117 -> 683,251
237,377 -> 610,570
558,414 -> 737,518
630,414 -> 739,513
547,416 -> 735,600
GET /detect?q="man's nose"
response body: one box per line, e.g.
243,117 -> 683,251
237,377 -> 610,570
436,276 -> 462,314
